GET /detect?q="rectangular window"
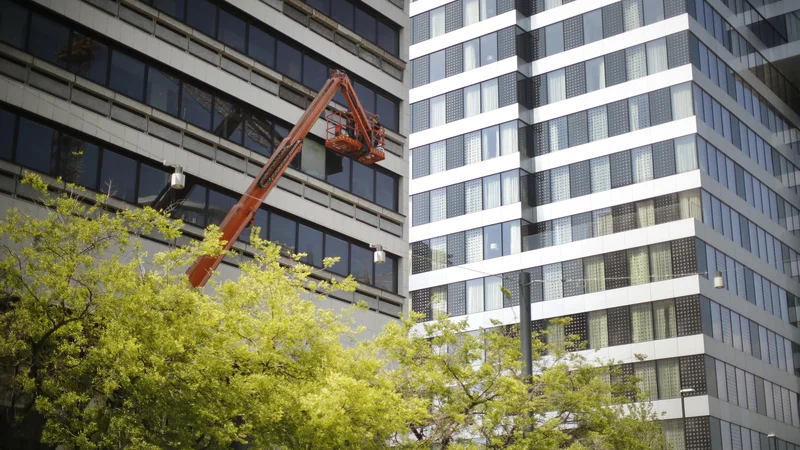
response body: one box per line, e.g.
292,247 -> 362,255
584,255 -> 606,293
671,83 -> 694,120
71,33 -> 109,85
649,242 -> 673,281
585,57 -> 605,92
643,0 -> 664,25
28,13 -> 70,68
481,79 -> 498,112
248,27 -> 276,68
547,69 -> 566,103
464,84 -> 481,117
464,0 -> 479,26
631,303 -> 653,342
632,146 -> 654,183
653,299 -> 676,339
480,33 -> 498,66
186,0 -> 217,37
324,234 -> 349,276
646,38 -> 668,74
430,6 -> 445,38
484,276 -> 502,310
583,10 -> 603,45
146,68 -> 180,116
464,38 -> 479,71
480,0 -> 497,20
466,278 -> 484,313
543,262 -> 563,300
430,50 -> 446,83
109,50 -> 145,102
502,220 -> 520,255
350,244 -> 374,285
15,118 -> 57,176
0,0 -> 29,49
430,94 -> 446,128
217,9 -> 246,53
483,174 -> 501,209
545,22 -> 564,56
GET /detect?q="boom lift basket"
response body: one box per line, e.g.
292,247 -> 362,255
325,109 -> 386,164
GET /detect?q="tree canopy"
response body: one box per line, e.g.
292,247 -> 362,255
0,174 -> 669,449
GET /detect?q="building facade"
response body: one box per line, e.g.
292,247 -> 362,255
0,0 -> 410,338
408,0 -> 800,447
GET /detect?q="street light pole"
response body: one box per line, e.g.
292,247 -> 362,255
679,387 -> 695,444
519,271 -> 532,383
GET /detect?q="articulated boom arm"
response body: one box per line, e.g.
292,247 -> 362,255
186,70 -> 386,287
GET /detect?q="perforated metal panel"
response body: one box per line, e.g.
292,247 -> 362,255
569,160 -> 591,198
565,313 -> 588,346
497,0 -> 515,14
446,135 -> 464,170
675,294 -> 702,336
411,100 -> 429,133
666,31 -> 690,69
535,171 -> 551,205
565,62 -> 586,99
431,187 -> 447,222
431,237 -> 447,271
605,50 -> 627,87
679,354 -> 707,395
652,141 -> 676,180
605,250 -> 629,290
533,121 -> 549,156
446,89 -> 464,123
445,0 -> 463,33
412,145 -> 430,179
608,306 -> 632,346
664,0 -> 687,18
411,12 -> 430,45
654,193 -> 679,224
628,94 -> 650,131
648,87 -> 673,126
563,259 -> 585,297
531,28 -> 545,61
684,416 -> 712,449
602,3 -> 625,38
411,240 -> 431,274
671,237 -> 697,277
607,100 -> 630,137
572,212 -> 592,241
502,271 -> 521,307
465,178 -> 482,214
549,117 -> 568,152
622,0 -> 643,31
411,288 -> 432,321
564,15 -> 584,51
588,106 -> 608,142
498,73 -> 517,108
612,203 -> 636,232
465,228 -> 483,263
567,111 -> 588,147
448,282 -> 466,316
497,26 -> 516,60
446,183 -> 465,218
528,266 -> 544,303
447,232 -> 465,267
411,55 -> 429,89
464,131 -> 481,164
609,151 -> 632,188
626,44 -> 647,80
412,192 -> 430,226
445,44 -> 463,78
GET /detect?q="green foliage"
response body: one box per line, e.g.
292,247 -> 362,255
0,173 -> 669,449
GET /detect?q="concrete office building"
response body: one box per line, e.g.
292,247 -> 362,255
408,0 -> 800,446
0,0 -> 410,337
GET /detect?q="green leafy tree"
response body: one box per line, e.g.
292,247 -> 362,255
0,174 -> 412,449
377,313 -> 669,450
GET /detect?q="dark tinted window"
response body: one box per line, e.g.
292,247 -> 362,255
60,135 -> 99,190
353,81 -> 376,113
28,13 -> 71,68
350,244 -> 373,284
16,118 -> 57,175
325,234 -> 349,276
109,50 -> 145,102
248,27 -> 276,68
0,110 -> 15,161
173,182 -> 206,226
151,0 -> 186,20
306,0 -> 330,15
146,68 -> 180,116
181,83 -> 213,130
375,254 -> 396,292
269,212 -> 297,253
377,21 -> 398,56
352,161 -> 374,201
213,98 -> 244,145
273,123 -> 289,152
217,9 -> 246,53
355,8 -> 377,43
302,55 -> 328,92
241,208 -> 268,242
276,41 -> 302,81
244,113 -> 273,157
376,94 -> 397,132
0,0 -> 29,48
186,0 -> 217,37
71,33 -> 109,85
137,163 -> 169,206
375,170 -> 396,210
330,0 -> 354,30
207,190 -> 237,226
326,152 -> 351,190
298,224 -> 324,267
100,150 -> 137,203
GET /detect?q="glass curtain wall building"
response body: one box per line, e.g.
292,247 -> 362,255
409,0 -> 800,447
0,0 -> 410,335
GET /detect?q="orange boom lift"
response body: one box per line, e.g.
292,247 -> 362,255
185,70 -> 386,287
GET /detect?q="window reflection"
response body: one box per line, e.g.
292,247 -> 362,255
146,68 -> 180,116
298,224 -> 324,267
28,13 -> 70,68
325,234 -> 350,276
16,118 -> 58,176
70,33 -> 109,85
0,0 -> 29,49
269,212 -> 297,254
244,114 -> 273,157
207,190 -> 237,226
351,245 -> 374,284
110,50 -> 146,102
213,98 -> 244,145
60,136 -> 100,190
180,83 -> 213,130
100,150 -> 137,204
137,163 -> 170,207
217,9 -> 246,53
173,182 -> 207,227
186,0 -> 217,37
352,161 -> 374,201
